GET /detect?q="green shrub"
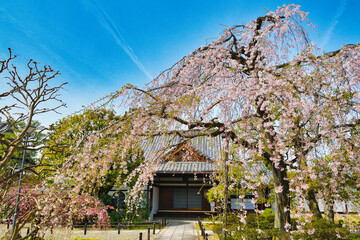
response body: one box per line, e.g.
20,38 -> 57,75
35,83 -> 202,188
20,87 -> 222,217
292,219 -> 353,240
108,209 -> 124,224
99,192 -> 150,225
212,211 -> 360,240
211,223 -> 223,235
348,234 -> 360,240
212,209 -> 279,239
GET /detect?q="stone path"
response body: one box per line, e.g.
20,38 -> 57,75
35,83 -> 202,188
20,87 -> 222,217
155,221 -> 198,240
0,225 -> 161,240
1,221 -> 205,240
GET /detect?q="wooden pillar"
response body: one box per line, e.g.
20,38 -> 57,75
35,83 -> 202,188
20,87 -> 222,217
186,175 -> 189,209
146,184 -> 150,213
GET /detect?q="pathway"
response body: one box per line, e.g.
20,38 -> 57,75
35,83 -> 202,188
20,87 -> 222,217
155,221 -> 198,240
0,225 -> 161,240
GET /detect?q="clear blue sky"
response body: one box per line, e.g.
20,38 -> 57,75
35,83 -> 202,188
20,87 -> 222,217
0,0 -> 359,126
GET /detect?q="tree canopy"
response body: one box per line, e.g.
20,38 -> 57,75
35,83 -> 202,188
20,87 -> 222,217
0,51 -> 110,239
61,5 -> 358,239
0,49 -> 67,185
3,5 -> 360,240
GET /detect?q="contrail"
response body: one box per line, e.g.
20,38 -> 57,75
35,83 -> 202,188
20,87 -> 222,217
90,0 -> 153,80
320,0 -> 348,48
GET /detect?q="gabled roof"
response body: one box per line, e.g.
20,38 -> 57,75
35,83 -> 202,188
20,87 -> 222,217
139,135 -> 223,162
157,161 -> 215,173
139,135 -> 222,173
139,134 -> 272,182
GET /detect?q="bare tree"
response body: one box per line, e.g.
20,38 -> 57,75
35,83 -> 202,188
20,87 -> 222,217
0,48 -> 67,184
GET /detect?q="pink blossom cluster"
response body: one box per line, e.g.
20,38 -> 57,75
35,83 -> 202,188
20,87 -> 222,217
33,4 -> 360,237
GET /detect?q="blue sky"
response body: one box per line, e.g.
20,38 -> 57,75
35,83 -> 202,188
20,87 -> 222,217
0,0 -> 359,126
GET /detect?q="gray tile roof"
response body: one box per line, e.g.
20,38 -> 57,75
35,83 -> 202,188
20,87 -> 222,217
188,135 -> 223,161
0,122 -> 10,134
139,135 -> 223,161
139,135 -> 184,160
317,199 -> 360,213
139,135 -> 222,173
139,135 -> 272,183
246,163 -> 272,184
157,161 -> 215,173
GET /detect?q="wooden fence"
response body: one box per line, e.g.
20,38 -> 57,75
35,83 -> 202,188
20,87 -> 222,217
198,220 -> 209,240
2,218 -> 168,240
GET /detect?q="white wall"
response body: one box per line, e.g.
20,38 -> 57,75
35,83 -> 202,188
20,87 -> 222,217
151,186 -> 159,214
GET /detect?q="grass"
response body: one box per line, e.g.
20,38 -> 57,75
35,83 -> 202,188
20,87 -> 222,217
335,214 -> 360,225
196,223 -> 220,240
203,223 -> 218,230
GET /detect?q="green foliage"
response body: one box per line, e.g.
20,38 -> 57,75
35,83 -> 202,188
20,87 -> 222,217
211,223 -> 222,235
0,121 -> 42,160
292,219 -> 358,240
43,108 -> 120,169
43,108 -> 144,196
41,108 -> 149,229
212,213 -> 360,239
108,209 -> 123,224
234,209 -> 279,240
99,191 -> 150,225
122,197 -> 150,224
99,193 -> 123,224
212,209 -> 279,239
0,120 -> 44,184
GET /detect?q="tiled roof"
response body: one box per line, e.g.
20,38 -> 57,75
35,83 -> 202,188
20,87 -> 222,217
157,161 -> 215,173
139,135 -> 184,160
139,135 -> 223,161
188,135 -> 223,161
139,135 -> 221,173
246,163 -> 272,184
317,199 -> 360,213
0,122 -> 10,134
139,135 -> 272,183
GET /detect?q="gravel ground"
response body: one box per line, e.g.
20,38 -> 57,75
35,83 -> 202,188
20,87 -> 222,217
0,225 -> 160,240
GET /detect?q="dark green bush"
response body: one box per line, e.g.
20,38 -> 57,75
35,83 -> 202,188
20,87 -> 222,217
211,223 -> 222,235
232,209 -> 278,240
99,192 -> 150,225
211,209 -> 278,239
211,211 -> 360,240
292,219 -> 355,240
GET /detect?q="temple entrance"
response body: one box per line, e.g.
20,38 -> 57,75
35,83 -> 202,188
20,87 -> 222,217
159,187 -> 207,210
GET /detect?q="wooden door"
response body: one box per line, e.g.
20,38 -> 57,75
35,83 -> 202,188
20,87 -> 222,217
159,187 -> 173,209
188,188 -> 202,210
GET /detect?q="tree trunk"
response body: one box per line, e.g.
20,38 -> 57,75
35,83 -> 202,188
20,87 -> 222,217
272,162 -> 290,240
324,198 -> 334,223
306,188 -> 322,220
222,150 -> 229,240
9,219 -> 20,240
